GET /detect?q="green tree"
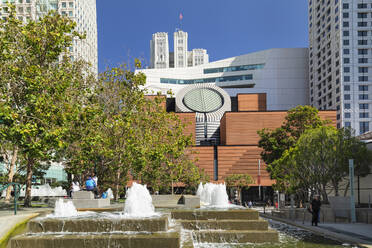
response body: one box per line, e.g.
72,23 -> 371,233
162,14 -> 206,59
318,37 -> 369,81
271,126 -> 372,201
0,6 -> 92,206
258,106 -> 329,171
225,174 -> 255,205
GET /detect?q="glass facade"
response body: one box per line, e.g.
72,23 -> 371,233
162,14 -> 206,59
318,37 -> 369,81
203,64 -> 265,74
160,74 -> 253,85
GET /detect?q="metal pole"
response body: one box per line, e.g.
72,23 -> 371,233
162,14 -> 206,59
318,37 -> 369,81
349,159 -> 356,223
258,159 -> 261,201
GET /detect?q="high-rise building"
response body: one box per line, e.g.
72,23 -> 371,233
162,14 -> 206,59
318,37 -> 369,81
188,49 -> 209,67
150,29 -> 208,69
174,30 -> 188,68
308,0 -> 372,134
150,32 -> 169,69
0,0 -> 98,74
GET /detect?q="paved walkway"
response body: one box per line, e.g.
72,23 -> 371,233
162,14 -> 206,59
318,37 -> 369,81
260,212 -> 372,248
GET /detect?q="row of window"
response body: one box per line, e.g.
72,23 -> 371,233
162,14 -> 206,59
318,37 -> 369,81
61,2 -> 73,8
344,94 -> 368,100
203,64 -> 264,74
2,0 -> 31,3
343,3 -> 372,9
343,30 -> 371,37
344,113 -> 369,119
160,74 -> 253,85
344,76 -> 370,82
344,85 -> 369,91
344,103 -> 369,110
344,57 -> 368,64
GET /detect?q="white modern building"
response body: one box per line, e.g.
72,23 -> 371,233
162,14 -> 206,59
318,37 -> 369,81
150,29 -> 209,69
0,0 -> 98,74
140,48 -> 310,111
308,0 -> 372,134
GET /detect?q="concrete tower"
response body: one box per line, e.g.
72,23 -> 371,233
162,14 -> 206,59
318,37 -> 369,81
174,30 -> 188,68
308,0 -> 372,134
150,32 -> 169,69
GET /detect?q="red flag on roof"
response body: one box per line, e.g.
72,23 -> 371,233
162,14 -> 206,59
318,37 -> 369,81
179,13 -> 183,20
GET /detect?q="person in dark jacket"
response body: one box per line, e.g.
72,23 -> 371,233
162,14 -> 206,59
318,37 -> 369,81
85,175 -> 99,198
310,195 -> 321,226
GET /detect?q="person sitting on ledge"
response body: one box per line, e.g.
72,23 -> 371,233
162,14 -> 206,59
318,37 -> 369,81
85,175 -> 99,198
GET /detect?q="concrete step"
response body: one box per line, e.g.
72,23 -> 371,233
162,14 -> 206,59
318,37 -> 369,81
28,216 -> 168,233
178,219 -> 268,230
171,209 -> 259,220
192,230 -> 278,243
11,232 -> 180,248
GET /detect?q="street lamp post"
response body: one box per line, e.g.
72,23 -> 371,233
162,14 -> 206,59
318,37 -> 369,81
349,159 -> 356,223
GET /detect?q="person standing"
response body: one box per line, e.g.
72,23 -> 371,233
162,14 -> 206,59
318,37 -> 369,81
310,195 -> 321,226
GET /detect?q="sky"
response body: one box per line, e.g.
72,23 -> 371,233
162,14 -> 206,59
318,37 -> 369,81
96,0 -> 309,72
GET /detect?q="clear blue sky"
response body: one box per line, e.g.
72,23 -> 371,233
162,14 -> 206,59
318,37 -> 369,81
96,0 -> 308,72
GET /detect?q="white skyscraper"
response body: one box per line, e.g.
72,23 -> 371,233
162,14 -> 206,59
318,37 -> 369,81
150,29 -> 208,69
0,0 -> 98,74
308,0 -> 372,134
174,30 -> 188,68
150,32 -> 169,69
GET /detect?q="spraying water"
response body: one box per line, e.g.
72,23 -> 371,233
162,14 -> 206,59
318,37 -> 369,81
123,182 -> 156,217
198,182 -> 230,207
53,199 -> 78,217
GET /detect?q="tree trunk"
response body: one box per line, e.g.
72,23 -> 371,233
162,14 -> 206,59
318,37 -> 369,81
334,181 -> 339,196
24,159 -> 34,207
5,147 -> 18,202
115,170 -> 120,201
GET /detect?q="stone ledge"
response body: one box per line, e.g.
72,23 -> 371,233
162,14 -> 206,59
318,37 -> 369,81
178,219 -> 268,230
192,230 -> 278,243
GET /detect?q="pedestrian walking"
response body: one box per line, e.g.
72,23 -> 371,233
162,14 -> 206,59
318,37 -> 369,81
310,195 -> 321,226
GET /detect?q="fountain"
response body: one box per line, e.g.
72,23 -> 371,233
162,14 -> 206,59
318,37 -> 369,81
198,182 -> 230,207
52,199 -> 78,217
11,183 -> 180,248
123,182 -> 157,217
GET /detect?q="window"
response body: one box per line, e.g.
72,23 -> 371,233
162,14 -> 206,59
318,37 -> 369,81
335,6 -> 338,13
343,40 -> 349,45
203,64 -> 265,74
345,113 -> 351,118
337,114 -> 341,120
358,31 -> 368,36
358,3 -> 368,9
68,11 -> 73,16
358,13 -> 368,18
344,76 -> 350,82
358,40 -> 368,45
343,49 -> 349,54
345,103 -> 351,109
359,76 -> 368,81
344,94 -> 351,100
345,122 -> 351,127
359,67 -> 368,73
358,49 -> 368,55
344,57 -> 350,64
336,87 -> 340,93
344,85 -> 350,91
359,85 -> 368,91
337,96 -> 340,102
62,2 -> 66,8
360,113 -> 369,118
360,122 -> 369,134
359,58 -> 368,63
343,12 -> 349,18
344,67 -> 350,73
343,21 -> 349,27
69,2 -> 73,7
343,30 -> 349,36
359,103 -> 369,109
343,3 -> 349,9
337,105 -> 340,111
359,94 -> 368,100
358,22 -> 367,27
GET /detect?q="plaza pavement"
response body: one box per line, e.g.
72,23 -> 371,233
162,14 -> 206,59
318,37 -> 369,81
259,208 -> 372,248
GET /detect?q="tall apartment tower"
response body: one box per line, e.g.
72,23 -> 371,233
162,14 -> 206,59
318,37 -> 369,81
150,32 -> 169,69
308,0 -> 372,135
174,30 -> 188,68
0,0 -> 98,74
